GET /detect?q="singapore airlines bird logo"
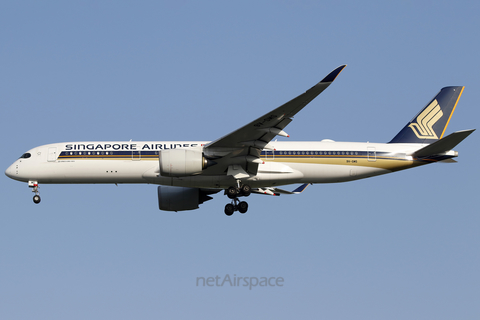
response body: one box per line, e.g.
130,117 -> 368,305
408,99 -> 443,139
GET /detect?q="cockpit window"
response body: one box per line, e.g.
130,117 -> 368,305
19,153 -> 31,159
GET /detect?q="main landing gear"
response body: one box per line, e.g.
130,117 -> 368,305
29,181 -> 41,204
224,183 -> 251,216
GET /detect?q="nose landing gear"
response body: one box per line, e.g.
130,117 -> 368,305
29,181 -> 41,204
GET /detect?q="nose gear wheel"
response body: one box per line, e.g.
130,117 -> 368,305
31,183 -> 41,204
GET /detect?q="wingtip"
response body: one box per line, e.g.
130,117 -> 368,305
320,65 -> 347,83
292,183 -> 311,193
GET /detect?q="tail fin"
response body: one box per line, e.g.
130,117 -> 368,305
389,86 -> 464,143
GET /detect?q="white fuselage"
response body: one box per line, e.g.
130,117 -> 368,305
5,140 -> 433,189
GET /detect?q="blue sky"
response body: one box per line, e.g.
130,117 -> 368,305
1,1 -> 479,319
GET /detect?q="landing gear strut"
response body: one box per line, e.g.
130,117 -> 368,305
224,182 -> 250,216
30,181 -> 41,204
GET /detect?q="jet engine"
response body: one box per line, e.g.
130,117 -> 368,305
157,186 -> 218,211
159,149 -> 213,177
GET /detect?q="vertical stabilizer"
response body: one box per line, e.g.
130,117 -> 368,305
389,86 -> 464,144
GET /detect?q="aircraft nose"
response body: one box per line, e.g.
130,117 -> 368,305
5,163 -> 16,179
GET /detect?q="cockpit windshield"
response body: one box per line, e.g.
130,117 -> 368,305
19,153 -> 31,159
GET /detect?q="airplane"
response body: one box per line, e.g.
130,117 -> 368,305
5,65 -> 475,216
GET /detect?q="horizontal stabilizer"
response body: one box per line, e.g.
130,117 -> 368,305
439,158 -> 458,163
412,129 -> 475,158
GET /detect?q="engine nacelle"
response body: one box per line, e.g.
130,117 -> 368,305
159,149 -> 208,177
157,186 -> 215,211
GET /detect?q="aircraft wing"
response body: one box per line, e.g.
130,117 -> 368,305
252,183 -> 311,196
202,65 -> 346,176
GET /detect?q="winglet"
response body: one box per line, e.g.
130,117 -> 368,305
291,183 -> 311,194
320,65 -> 347,83
275,183 -> 311,195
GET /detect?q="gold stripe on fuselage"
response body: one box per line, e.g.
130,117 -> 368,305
58,153 -> 425,172
261,155 -> 420,171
